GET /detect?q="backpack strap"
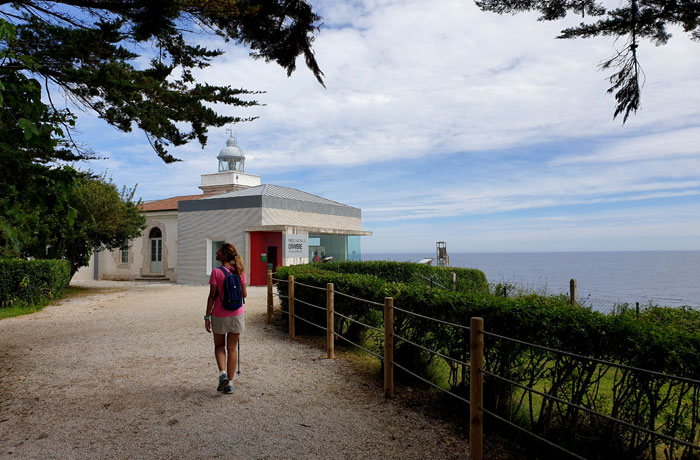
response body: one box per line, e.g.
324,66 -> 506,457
220,264 -> 237,272
215,265 -> 229,300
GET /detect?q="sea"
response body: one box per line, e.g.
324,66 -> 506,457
363,251 -> 700,312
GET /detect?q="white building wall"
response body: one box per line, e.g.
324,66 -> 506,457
72,211 -> 176,281
139,212 -> 178,281
177,207 -> 262,285
98,233 -> 147,281
200,171 -> 261,188
261,208 -> 362,231
72,257 -> 96,281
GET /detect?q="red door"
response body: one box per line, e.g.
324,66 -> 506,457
249,232 -> 282,286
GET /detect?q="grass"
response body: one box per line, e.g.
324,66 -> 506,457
0,285 -> 125,320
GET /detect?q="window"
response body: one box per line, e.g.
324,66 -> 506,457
348,236 -> 361,261
211,241 -> 225,271
119,239 -> 129,264
308,234 -> 360,262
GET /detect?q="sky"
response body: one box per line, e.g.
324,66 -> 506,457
76,0 -> 700,254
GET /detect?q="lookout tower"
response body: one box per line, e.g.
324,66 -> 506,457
436,241 -> 449,267
200,131 -> 261,195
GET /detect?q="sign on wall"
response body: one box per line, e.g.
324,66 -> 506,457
284,234 -> 308,258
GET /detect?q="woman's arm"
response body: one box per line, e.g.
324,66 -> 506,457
204,284 -> 217,332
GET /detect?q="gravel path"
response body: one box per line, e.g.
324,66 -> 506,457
0,282 -> 469,459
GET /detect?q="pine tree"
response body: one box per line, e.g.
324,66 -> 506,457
0,1 -> 323,256
475,0 -> 700,122
0,0 -> 324,162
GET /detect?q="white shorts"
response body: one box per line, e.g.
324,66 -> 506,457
211,314 -> 245,335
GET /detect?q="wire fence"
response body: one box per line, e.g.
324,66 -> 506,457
416,273 -> 447,290
267,273 -> 700,460
334,289 -> 385,308
490,278 -> 699,313
478,331 -> 700,458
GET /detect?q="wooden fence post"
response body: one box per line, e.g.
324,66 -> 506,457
288,275 -> 295,340
570,279 -> 578,306
470,317 -> 484,460
266,270 -> 273,324
327,283 -> 335,359
451,272 -> 457,291
384,297 -> 394,398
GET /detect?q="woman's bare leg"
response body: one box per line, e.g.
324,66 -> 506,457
226,333 -> 240,378
213,333 -> 227,372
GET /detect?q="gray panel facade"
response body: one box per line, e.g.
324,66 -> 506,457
177,207 -> 262,285
179,194 -> 360,218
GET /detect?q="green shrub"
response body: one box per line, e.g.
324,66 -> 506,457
276,265 -> 387,340
274,262 -> 700,459
316,260 -> 489,295
0,258 -> 71,308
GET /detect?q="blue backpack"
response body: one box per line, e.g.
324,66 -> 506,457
218,265 -> 243,311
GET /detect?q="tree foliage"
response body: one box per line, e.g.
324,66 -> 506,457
0,1 -> 323,264
9,172 -> 146,275
0,0 -> 323,162
475,0 -> 700,122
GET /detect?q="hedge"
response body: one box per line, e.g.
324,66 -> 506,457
274,263 -> 700,459
0,258 -> 71,308
315,260 -> 489,295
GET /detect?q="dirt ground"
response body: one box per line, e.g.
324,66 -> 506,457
0,281 -> 482,459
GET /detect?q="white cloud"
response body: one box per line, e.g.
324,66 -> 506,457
183,0 -> 699,175
550,127 -> 700,165
362,203 -> 700,252
70,0 -> 700,251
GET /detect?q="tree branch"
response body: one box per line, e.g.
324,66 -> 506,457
17,2 -> 91,30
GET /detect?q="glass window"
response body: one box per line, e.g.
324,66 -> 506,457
307,234 -> 361,262
120,248 -> 129,264
211,241 -> 225,270
150,239 -> 162,262
348,236 -> 361,261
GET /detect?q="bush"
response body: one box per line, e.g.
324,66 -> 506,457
275,265 -> 387,340
316,260 -> 489,295
0,258 -> 71,308
274,262 -> 700,459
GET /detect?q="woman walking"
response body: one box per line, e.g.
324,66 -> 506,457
204,243 -> 247,394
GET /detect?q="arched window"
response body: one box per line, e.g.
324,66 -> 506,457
149,227 -> 162,238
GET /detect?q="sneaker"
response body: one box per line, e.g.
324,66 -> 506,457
217,373 -> 229,392
223,384 -> 234,394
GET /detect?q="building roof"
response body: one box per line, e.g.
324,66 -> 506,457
202,184 -> 353,208
180,183 -> 360,217
140,194 -> 209,212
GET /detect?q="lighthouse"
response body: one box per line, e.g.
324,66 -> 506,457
199,131 -> 261,194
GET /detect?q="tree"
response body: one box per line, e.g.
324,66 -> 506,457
0,20 -> 80,254
0,1 -> 323,260
475,0 -> 700,122
0,1 -> 324,163
16,173 -> 146,275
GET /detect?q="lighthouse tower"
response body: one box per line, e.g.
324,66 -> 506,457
199,131 -> 261,195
